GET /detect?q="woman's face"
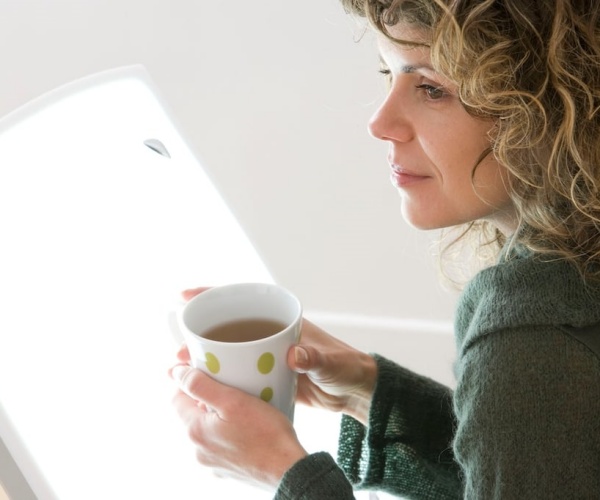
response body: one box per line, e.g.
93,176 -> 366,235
369,25 -> 516,233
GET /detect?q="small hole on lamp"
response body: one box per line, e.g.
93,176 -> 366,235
144,138 -> 171,158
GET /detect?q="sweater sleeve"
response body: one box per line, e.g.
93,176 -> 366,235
274,452 -> 355,500
337,355 -> 463,499
274,355 -> 461,499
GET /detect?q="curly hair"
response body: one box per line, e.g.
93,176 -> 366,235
340,0 -> 600,282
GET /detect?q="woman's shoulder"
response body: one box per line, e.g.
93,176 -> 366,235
455,244 -> 600,351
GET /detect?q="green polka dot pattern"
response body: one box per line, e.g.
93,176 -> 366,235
257,352 -> 275,374
204,352 -> 220,374
202,351 -> 279,404
260,387 -> 274,402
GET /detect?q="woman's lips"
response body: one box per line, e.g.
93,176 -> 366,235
389,166 -> 430,188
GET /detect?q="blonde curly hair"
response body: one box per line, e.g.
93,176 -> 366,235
341,0 -> 600,282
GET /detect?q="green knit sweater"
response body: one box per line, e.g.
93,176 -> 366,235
275,246 -> 600,499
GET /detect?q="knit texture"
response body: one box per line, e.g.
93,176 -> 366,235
338,357 -> 461,499
274,246 -> 600,498
275,452 -> 354,499
452,246 -> 600,498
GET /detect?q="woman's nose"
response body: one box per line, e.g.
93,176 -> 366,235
368,92 -> 413,143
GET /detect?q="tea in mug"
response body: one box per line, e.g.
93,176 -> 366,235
202,318 -> 286,343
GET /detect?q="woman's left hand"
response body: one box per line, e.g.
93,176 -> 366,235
170,361 -> 308,489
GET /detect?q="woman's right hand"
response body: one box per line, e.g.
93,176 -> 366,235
287,319 -> 377,425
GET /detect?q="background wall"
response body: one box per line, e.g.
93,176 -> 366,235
0,2 -> 461,498
0,0 -> 458,325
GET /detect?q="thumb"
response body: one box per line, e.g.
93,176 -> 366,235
171,365 -> 255,418
171,365 -> 225,407
171,364 -> 205,399
289,344 -> 324,375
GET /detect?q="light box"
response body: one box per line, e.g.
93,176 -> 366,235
0,65 -> 280,499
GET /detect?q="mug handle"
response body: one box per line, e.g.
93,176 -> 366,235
167,310 -> 185,345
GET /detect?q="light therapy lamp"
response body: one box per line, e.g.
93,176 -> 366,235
0,65 -> 283,499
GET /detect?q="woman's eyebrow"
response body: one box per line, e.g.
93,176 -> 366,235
379,56 -> 435,74
400,64 -> 435,73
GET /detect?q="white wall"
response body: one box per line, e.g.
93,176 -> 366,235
0,3 -> 460,498
0,0 -> 458,325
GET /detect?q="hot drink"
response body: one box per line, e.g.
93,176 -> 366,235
202,318 -> 286,343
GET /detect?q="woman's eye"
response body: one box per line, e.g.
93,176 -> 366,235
416,84 -> 446,100
378,68 -> 393,89
378,68 -> 392,80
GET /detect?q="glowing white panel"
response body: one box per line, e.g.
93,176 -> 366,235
0,65 -> 281,499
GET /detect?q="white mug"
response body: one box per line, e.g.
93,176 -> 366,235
176,283 -> 302,421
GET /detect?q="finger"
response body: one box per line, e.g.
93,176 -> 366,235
288,345 -> 310,373
294,373 -> 318,406
170,365 -> 249,419
172,387 -> 205,424
288,344 -> 326,376
171,368 -> 218,427
170,365 -> 206,400
181,287 -> 211,301
176,343 -> 191,363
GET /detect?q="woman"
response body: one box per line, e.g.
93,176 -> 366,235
170,0 -> 600,498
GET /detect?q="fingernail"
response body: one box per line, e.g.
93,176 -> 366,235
294,346 -> 309,367
170,364 -> 190,381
